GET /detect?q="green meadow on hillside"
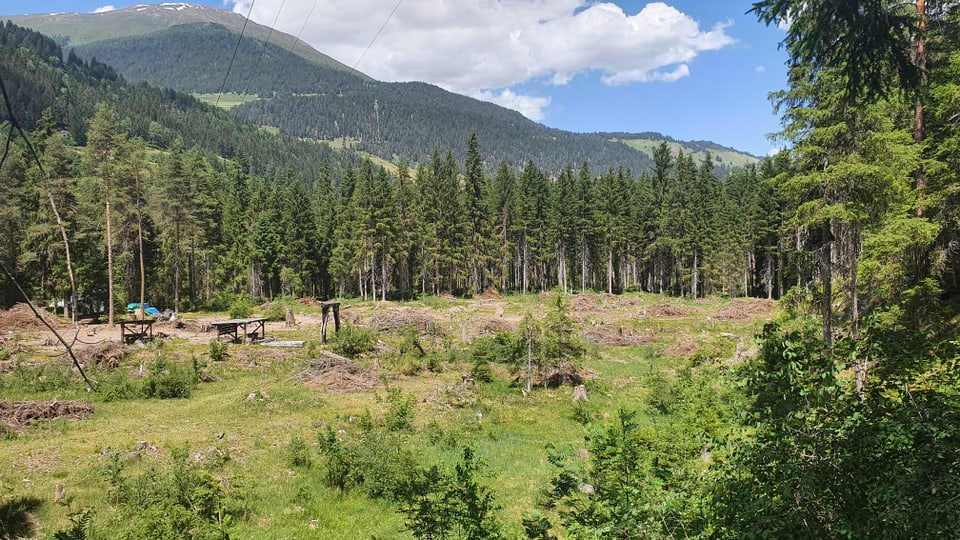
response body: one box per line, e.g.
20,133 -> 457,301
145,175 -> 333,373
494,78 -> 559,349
0,293 -> 772,538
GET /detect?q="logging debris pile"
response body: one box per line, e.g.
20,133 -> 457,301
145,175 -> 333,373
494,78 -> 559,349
371,310 -> 441,334
0,399 -> 94,433
294,353 -> 378,392
0,303 -> 66,331
77,342 -> 129,368
716,298 -> 776,320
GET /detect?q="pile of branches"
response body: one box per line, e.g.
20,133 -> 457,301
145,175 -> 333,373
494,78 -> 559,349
0,399 -> 94,433
0,303 -> 65,331
371,310 -> 441,335
294,352 -> 379,393
76,342 -> 129,368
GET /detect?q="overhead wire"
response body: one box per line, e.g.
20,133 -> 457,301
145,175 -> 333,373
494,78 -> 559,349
236,0 -> 287,108
216,0 -> 257,108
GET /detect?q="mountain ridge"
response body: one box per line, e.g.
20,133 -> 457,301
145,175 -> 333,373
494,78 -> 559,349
4,3 -> 759,174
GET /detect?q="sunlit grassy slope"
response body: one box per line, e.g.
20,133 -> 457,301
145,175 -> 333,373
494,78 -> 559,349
0,292 -> 773,538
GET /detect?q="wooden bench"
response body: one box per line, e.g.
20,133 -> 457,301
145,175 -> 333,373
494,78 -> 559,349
209,317 -> 268,344
119,319 -> 156,345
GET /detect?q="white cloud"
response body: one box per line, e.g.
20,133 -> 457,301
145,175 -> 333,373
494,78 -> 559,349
755,65 -> 766,73
767,147 -> 781,157
93,5 -> 116,13
226,1 -> 733,116
471,89 -> 551,122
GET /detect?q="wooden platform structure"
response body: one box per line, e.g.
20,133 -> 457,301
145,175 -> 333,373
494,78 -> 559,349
210,317 -> 268,344
321,301 -> 341,343
119,319 -> 155,345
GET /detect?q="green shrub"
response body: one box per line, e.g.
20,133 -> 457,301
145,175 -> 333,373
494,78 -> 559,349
287,435 -> 313,468
228,295 -> 254,319
470,360 -> 494,383
98,370 -> 138,402
207,340 -> 229,362
329,324 -> 377,358
141,357 -> 195,399
104,444 -> 238,539
262,301 -> 287,322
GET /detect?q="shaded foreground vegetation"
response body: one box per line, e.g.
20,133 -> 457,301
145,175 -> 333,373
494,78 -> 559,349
1,291 -> 958,538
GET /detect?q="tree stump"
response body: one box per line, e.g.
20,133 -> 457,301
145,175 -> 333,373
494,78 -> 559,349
285,307 -> 296,328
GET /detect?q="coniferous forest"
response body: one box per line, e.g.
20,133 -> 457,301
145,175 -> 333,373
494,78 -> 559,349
2,1 -> 960,537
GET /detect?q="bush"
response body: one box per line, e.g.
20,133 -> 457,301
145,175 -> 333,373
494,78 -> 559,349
287,435 -> 313,468
262,301 -> 287,322
329,324 -> 377,358
207,340 -> 229,362
103,444 -> 239,539
141,357 -> 195,399
98,370 -> 138,402
228,295 -> 254,319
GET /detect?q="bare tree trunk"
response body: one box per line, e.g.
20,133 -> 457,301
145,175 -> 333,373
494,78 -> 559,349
915,0 -> 927,216
46,190 -> 77,324
105,171 -> 115,326
821,221 -> 835,351
136,172 -> 145,318
691,249 -> 699,298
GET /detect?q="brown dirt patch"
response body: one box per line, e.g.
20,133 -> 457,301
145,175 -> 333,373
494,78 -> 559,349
645,303 -> 692,317
0,303 -> 69,332
0,399 -> 94,433
477,287 -> 502,300
664,342 -> 698,358
297,297 -> 323,307
294,353 -> 379,392
716,298 -> 775,320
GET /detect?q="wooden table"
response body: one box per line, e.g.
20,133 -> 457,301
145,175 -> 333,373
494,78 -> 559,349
209,317 -> 268,343
119,319 -> 156,344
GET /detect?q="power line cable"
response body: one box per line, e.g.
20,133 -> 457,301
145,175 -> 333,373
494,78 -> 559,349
351,0 -> 403,75
237,0 -> 286,108
216,0 -> 256,108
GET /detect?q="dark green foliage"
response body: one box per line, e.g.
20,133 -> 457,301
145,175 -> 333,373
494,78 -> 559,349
713,319 -> 960,538
0,495 -> 43,539
103,444 -> 238,539
545,410 -> 711,538
227,295 -> 253,320
207,340 -> 229,362
141,356 -> 195,399
53,508 -> 93,540
286,435 -> 312,469
329,324 -> 377,358
751,0 -> 922,103
98,369 -> 139,402
521,511 -> 554,539
317,426 -> 421,501
384,388 -> 416,433
399,447 -> 502,540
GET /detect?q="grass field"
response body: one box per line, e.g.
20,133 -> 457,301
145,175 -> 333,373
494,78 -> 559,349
0,292 -> 773,538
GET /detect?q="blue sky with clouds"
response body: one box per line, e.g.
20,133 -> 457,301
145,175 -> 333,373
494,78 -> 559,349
5,1 -> 790,156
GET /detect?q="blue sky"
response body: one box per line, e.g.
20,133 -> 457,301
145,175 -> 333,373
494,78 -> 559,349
6,1 -> 790,157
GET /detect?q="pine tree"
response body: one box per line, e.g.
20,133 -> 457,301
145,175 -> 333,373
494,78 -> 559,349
85,106 -> 123,325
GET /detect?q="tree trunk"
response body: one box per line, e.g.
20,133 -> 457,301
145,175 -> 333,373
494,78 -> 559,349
915,0 -> 927,215
137,174 -> 145,318
691,249 -> 699,298
821,222 -> 835,351
105,171 -> 115,326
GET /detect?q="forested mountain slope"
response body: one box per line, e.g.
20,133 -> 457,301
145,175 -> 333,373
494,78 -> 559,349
0,19 -> 353,184
8,3 -> 756,175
